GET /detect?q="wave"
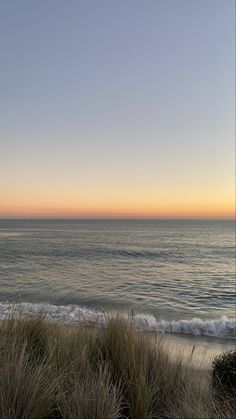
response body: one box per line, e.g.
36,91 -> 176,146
0,302 -> 235,339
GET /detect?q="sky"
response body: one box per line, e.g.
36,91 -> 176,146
0,0 -> 235,218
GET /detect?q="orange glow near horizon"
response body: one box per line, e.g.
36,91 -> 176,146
1,176 -> 235,218
0,200 -> 234,219
1,172 -> 235,219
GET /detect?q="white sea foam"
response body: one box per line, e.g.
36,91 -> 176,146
0,302 -> 235,339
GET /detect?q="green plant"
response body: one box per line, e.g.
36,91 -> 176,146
211,350 -> 236,395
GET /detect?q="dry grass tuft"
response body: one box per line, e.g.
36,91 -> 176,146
0,313 -> 235,418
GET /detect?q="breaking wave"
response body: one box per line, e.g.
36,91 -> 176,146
0,302 -> 235,339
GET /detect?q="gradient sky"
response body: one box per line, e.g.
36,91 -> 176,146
0,0 -> 235,218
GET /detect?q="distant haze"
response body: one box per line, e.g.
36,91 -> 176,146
0,0 -> 235,218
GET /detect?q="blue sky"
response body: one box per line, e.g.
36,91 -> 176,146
0,0 -> 235,217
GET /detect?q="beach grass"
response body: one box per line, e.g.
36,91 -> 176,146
0,313 -> 235,418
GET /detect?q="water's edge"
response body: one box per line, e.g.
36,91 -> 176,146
0,301 -> 235,340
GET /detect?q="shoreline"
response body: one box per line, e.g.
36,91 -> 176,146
1,300 -> 235,369
0,300 -> 235,340
147,330 -> 235,369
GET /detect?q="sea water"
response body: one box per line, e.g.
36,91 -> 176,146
0,219 -> 235,341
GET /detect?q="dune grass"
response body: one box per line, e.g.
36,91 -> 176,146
0,314 -> 235,418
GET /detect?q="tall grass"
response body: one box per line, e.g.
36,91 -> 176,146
0,314 -> 235,418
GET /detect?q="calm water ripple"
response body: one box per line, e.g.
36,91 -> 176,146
0,219 -> 235,338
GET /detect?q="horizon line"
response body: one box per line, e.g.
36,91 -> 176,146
0,215 -> 235,221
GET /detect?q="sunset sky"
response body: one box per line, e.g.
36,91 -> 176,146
0,0 -> 235,218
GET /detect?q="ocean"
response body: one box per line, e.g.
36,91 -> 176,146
0,218 -> 235,343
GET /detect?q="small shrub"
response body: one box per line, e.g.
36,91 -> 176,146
211,350 -> 236,395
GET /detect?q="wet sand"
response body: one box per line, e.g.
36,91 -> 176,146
149,331 -> 235,369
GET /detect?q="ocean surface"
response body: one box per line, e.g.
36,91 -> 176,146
0,219 -> 235,341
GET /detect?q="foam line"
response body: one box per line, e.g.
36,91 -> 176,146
0,302 -> 235,339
